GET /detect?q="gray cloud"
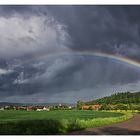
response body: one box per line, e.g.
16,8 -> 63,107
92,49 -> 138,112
0,10 -> 70,58
0,6 -> 140,103
46,6 -> 140,57
2,80 -> 140,104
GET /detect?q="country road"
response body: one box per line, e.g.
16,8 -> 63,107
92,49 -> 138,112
67,114 -> 140,135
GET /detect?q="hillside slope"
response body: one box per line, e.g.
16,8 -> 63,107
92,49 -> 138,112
85,92 -> 140,105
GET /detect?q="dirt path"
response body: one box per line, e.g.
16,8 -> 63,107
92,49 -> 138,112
67,114 -> 140,135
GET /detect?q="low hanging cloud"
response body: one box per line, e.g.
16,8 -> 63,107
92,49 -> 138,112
0,13 -> 70,58
0,68 -> 13,75
2,80 -> 140,103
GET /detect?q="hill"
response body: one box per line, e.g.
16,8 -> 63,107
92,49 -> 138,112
85,92 -> 140,105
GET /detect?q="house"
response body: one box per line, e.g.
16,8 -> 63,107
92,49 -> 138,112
16,106 -> 27,110
92,104 -> 102,110
82,105 -> 102,110
26,106 -> 33,111
36,108 -> 43,111
43,106 -> 50,111
0,107 -> 4,110
36,106 -> 50,111
82,105 -> 90,110
68,106 -> 72,109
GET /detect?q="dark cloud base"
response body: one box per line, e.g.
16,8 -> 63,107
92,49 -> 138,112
1,6 -> 140,103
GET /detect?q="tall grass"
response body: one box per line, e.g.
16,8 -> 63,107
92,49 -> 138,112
0,112 -> 133,134
65,112 -> 133,132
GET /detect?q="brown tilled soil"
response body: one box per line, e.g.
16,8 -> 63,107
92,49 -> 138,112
67,114 -> 140,135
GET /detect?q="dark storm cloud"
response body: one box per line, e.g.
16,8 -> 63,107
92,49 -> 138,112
1,5 -> 140,55
1,6 -> 140,103
46,6 -> 140,57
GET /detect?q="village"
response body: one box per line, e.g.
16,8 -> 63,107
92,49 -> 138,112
0,103 -> 75,111
0,103 -> 102,111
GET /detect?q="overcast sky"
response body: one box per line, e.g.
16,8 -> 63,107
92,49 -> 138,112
1,6 -> 140,103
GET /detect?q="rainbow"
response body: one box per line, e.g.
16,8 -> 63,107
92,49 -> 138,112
71,51 -> 140,69
24,50 -> 140,70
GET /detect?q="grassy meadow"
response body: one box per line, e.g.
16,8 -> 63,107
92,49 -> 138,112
0,110 -> 133,134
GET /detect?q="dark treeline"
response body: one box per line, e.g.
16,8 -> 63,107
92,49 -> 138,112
85,92 -> 140,105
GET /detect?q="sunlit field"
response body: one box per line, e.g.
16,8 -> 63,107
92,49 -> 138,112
0,110 -> 133,134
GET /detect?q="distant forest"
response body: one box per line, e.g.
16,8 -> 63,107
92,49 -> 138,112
85,92 -> 140,105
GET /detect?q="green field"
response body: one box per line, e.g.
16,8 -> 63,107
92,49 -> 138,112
0,110 -> 133,134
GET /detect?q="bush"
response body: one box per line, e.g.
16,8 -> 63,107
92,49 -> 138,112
99,104 -> 112,110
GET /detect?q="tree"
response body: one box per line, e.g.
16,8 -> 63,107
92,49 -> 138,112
77,100 -> 84,110
84,91 -> 140,105
99,104 -> 111,110
88,105 -> 93,110
115,104 -> 128,110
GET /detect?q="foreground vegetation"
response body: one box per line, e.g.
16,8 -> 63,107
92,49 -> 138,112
0,110 -> 133,134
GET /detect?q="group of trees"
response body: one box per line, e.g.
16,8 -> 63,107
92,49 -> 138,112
77,100 -> 85,109
77,92 -> 140,111
99,104 -> 140,111
85,92 -> 140,105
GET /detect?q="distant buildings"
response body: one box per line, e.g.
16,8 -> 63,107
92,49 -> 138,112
36,106 -> 50,111
82,105 -> 102,110
0,105 -> 50,111
26,106 -> 33,111
0,104 -> 74,111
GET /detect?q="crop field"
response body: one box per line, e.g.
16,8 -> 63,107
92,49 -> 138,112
0,110 -> 133,134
